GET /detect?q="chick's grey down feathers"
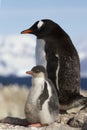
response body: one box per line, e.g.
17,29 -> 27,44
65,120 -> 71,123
25,65 -> 59,125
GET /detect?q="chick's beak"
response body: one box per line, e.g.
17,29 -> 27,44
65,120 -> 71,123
26,71 -> 33,75
21,29 -> 32,34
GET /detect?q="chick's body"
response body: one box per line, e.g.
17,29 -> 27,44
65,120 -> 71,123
25,65 -> 59,125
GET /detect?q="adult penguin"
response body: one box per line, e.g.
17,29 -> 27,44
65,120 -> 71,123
21,19 -> 87,112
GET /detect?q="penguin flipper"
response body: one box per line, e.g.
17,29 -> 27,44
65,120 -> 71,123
0,116 -> 29,126
48,95 -> 59,115
37,82 -> 49,110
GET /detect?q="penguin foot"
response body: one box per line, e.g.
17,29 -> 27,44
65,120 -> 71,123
29,123 -> 45,127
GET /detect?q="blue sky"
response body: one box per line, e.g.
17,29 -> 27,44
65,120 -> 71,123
0,0 -> 87,42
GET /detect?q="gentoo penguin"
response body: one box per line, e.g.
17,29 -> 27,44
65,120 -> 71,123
25,65 -> 59,126
21,19 -> 87,112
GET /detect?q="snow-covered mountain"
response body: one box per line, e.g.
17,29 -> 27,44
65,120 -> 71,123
0,35 -> 36,76
0,35 -> 87,77
76,38 -> 87,77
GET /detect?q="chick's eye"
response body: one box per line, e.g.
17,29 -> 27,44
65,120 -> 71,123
35,69 -> 40,73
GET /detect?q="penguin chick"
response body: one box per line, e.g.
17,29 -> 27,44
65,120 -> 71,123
25,65 -> 59,126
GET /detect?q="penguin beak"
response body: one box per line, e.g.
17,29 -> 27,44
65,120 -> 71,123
26,71 -> 33,75
21,29 -> 32,34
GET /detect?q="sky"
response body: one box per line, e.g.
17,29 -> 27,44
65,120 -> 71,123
0,0 -> 87,54
0,0 -> 87,41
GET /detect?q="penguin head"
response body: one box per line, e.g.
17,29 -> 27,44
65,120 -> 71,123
21,19 -> 58,38
26,65 -> 47,78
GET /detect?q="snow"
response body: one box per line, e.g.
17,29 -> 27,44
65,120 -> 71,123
0,35 -> 36,76
0,35 -> 87,77
76,38 -> 87,77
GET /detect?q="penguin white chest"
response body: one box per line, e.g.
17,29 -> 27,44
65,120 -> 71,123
25,78 -> 45,123
36,39 -> 47,68
38,82 -> 54,124
26,78 -> 44,105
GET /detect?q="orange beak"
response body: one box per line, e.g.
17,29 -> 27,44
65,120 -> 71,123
21,29 -> 32,34
26,71 -> 32,75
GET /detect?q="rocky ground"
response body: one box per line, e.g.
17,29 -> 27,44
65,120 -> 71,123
0,84 -> 28,119
0,84 -> 87,130
0,122 -> 80,130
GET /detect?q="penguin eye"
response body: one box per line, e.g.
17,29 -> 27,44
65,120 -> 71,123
35,69 -> 40,73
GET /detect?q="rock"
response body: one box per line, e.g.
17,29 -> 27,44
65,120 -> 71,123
0,85 -> 87,129
82,119 -> 87,130
67,107 -> 87,128
0,122 -> 81,130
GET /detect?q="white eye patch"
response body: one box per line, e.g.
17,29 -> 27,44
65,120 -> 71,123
37,20 -> 44,29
